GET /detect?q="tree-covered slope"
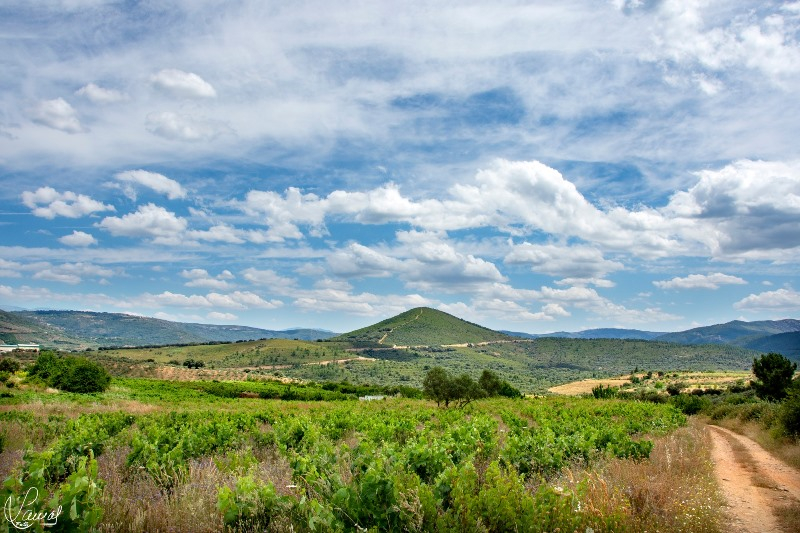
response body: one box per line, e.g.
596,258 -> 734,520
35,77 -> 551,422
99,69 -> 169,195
743,331 -> 800,361
7,310 -> 337,348
0,309 -> 88,350
332,307 -> 513,347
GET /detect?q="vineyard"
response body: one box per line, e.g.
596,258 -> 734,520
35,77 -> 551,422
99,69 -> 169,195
0,392 -> 702,532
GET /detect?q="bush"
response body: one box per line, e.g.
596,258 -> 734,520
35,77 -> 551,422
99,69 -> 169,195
670,393 -> 710,415
780,380 -> 800,438
27,351 -> 111,393
666,382 -> 686,396
0,357 -> 21,373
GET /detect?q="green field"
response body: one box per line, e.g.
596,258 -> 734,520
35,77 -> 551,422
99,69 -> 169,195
1,378 -> 711,532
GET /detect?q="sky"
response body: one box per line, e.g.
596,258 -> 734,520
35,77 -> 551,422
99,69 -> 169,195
1,0 -> 799,334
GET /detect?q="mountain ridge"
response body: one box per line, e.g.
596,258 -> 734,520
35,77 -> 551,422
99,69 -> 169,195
0,309 -> 338,349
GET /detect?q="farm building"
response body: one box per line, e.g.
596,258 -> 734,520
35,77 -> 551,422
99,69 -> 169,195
0,343 -> 40,353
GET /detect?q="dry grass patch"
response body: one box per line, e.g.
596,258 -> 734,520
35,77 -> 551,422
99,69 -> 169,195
563,418 -> 725,532
96,443 -> 294,533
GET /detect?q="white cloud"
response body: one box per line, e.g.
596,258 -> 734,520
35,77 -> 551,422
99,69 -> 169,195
664,159 -> 800,258
241,268 -> 297,294
180,268 -> 234,290
32,262 -> 114,285
654,272 -> 747,290
97,203 -> 187,244
21,187 -> 115,219
635,1 -> 800,83
327,232 -> 506,291
58,230 -> 97,247
145,112 -> 231,142
734,288 -> 800,311
114,170 -> 187,200
186,224 -> 245,244
0,259 -> 23,278
207,311 -> 238,321
504,242 -> 623,280
294,287 -> 431,316
75,83 -> 128,104
139,290 -> 281,310
31,98 -> 83,133
150,69 -> 217,99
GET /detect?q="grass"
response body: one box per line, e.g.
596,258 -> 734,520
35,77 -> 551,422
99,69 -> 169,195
572,419 -> 725,532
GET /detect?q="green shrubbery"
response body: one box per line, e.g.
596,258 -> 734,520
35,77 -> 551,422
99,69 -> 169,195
27,351 -> 111,393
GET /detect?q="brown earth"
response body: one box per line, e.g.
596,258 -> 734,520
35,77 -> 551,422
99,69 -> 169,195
708,424 -> 800,532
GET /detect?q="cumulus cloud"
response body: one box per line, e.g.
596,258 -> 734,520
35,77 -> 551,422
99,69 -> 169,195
58,230 -> 97,247
0,259 -> 23,278
241,268 -> 298,293
627,1 -> 800,84
664,159 -> 800,258
150,69 -> 217,98
32,262 -> 114,285
31,98 -> 83,133
97,203 -> 187,244
327,232 -> 506,291
21,187 -> 114,219
114,170 -> 187,200
734,288 -> 800,311
294,286 -> 431,316
237,160 -> 689,257
654,272 -> 747,290
180,268 -> 234,290
140,290 -> 281,310
145,112 -> 231,142
75,83 -> 128,104
207,311 -> 238,321
504,242 -> 624,280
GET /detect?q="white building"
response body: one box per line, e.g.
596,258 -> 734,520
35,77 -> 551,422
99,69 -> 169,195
0,343 -> 40,353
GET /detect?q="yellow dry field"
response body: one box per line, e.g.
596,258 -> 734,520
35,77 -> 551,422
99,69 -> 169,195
549,371 -> 753,396
548,378 -> 632,395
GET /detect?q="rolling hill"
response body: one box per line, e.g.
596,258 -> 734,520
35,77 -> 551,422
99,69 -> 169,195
331,307 -> 513,347
1,310 -> 337,349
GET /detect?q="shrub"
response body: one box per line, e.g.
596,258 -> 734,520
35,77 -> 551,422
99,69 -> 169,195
670,393 -> 710,415
54,358 -> 111,393
27,351 -> 111,393
780,380 -> 800,438
0,357 -> 21,373
666,382 -> 686,396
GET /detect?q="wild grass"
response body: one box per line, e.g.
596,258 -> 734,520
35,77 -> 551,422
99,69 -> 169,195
565,418 -> 725,532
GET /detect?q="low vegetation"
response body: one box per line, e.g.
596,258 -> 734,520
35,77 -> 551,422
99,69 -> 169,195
26,350 -> 111,393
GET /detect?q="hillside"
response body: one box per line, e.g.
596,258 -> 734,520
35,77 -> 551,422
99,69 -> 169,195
0,309 -> 88,350
743,331 -> 800,361
3,310 -> 337,348
332,307 -> 513,347
655,319 -> 800,347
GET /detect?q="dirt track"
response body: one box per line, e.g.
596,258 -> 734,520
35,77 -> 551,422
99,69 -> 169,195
708,425 -> 800,532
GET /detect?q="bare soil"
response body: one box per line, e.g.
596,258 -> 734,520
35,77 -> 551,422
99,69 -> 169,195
708,424 -> 800,532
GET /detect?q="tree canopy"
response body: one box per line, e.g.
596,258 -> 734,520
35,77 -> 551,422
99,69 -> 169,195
751,352 -> 796,401
423,367 -> 521,407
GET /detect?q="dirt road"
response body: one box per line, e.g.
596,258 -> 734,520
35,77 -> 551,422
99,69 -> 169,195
708,424 -> 800,532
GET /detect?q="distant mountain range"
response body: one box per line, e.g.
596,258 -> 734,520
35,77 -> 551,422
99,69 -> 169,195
504,319 -> 800,359
0,309 -> 337,350
1,307 -> 798,360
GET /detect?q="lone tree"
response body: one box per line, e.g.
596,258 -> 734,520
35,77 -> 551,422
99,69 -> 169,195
423,366 -> 452,407
751,352 -> 797,402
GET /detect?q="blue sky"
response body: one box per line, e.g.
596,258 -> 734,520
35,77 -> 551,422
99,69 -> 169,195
1,0 -> 799,333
